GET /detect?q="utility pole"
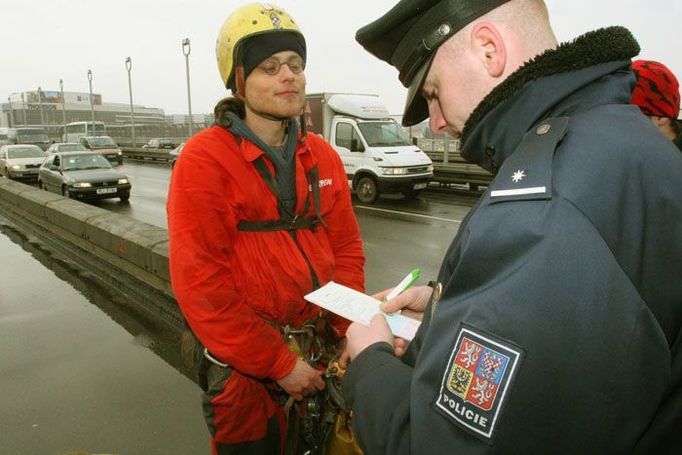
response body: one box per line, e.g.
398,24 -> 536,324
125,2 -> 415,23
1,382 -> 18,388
182,38 -> 193,138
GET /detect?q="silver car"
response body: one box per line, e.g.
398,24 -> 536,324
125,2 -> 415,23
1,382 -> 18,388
169,142 -> 185,169
0,144 -> 46,181
38,152 -> 132,203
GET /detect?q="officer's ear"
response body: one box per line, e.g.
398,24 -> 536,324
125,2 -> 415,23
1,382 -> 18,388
470,22 -> 506,79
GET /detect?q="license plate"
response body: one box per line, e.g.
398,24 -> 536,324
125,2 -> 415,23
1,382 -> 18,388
413,182 -> 427,190
96,187 -> 117,195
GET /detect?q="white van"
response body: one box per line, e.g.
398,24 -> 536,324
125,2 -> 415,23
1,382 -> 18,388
306,93 -> 433,203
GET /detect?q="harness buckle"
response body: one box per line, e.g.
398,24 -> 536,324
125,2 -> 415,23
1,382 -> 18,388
289,215 -> 299,230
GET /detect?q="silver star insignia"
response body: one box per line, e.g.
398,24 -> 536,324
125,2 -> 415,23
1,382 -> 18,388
511,170 -> 526,183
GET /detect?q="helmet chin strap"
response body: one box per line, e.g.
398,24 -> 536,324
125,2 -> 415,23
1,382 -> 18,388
235,66 -> 295,123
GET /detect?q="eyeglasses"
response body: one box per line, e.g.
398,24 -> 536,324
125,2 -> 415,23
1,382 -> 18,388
257,55 -> 305,76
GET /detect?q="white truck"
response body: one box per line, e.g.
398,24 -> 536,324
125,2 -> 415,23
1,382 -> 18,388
306,93 -> 433,203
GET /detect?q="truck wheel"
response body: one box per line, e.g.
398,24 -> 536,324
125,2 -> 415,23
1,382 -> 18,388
355,176 -> 379,204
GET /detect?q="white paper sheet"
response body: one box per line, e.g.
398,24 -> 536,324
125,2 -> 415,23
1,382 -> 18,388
304,281 -> 421,341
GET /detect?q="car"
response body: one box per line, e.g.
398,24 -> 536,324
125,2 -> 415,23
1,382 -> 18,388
38,151 -> 132,203
0,128 -> 9,146
0,144 -> 46,181
169,142 -> 185,169
143,138 -> 176,150
45,142 -> 89,154
78,136 -> 124,165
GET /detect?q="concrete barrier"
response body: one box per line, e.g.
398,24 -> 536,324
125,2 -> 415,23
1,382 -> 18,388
0,178 -> 174,298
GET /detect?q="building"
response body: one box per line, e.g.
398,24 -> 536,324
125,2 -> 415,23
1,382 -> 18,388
166,113 -> 214,125
0,89 -> 216,145
1,89 -> 166,132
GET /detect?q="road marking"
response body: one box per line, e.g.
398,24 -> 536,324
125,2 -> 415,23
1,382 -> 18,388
355,205 -> 462,224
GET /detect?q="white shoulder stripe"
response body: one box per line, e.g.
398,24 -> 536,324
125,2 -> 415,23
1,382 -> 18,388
490,186 -> 547,198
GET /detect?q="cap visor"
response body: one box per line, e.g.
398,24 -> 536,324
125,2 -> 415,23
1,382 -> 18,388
401,53 -> 434,126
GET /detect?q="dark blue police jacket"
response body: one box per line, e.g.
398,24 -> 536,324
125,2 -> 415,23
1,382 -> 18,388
343,27 -> 682,454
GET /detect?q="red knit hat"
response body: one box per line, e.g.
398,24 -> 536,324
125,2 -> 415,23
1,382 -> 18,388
631,59 -> 680,119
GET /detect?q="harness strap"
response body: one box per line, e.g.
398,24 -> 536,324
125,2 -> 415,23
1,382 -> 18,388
309,166 -> 328,229
238,156 -> 321,232
237,216 -> 318,232
251,156 -> 297,220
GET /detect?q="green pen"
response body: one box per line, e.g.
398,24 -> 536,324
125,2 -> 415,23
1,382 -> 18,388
383,268 -> 420,302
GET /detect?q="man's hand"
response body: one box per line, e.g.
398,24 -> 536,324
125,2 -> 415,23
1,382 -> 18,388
276,358 -> 325,401
337,337 -> 350,369
375,285 -> 433,321
346,314 -> 394,361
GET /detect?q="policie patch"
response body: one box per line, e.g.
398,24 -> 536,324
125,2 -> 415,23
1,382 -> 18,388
434,323 -> 524,443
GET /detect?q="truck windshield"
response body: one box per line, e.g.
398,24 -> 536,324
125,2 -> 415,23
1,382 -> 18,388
357,121 -> 411,147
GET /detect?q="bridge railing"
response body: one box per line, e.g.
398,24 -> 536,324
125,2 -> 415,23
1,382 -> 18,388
416,138 -> 493,191
121,147 -> 173,162
120,140 -> 495,191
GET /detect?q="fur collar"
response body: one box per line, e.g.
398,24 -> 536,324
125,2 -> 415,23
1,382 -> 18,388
462,26 -> 640,144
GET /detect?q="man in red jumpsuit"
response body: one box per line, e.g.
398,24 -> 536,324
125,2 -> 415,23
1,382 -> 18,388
166,3 -> 365,454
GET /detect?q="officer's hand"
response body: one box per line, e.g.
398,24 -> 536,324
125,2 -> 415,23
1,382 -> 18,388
376,285 -> 433,321
346,314 -> 394,361
394,337 -> 408,357
276,358 -> 325,401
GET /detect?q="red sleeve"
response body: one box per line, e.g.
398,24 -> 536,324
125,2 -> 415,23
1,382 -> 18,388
320,144 -> 366,336
167,139 -> 296,380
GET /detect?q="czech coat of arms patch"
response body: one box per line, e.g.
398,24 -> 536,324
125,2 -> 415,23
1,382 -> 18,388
434,323 -> 524,442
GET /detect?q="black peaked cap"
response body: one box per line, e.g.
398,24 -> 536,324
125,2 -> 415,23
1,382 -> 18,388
356,0 -> 511,126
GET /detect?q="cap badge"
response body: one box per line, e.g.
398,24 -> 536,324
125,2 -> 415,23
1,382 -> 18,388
438,24 -> 452,36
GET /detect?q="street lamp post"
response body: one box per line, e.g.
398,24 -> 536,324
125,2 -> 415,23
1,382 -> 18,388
7,96 -> 14,128
59,79 -> 66,140
21,93 -> 26,125
87,69 -> 96,135
125,57 -> 136,148
38,86 -> 45,130
182,38 -> 193,138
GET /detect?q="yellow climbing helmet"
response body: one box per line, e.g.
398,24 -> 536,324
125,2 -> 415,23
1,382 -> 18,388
216,3 -> 305,90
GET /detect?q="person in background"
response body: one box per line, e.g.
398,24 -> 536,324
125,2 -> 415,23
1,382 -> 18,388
342,0 -> 682,453
631,59 -> 682,150
166,3 -> 365,454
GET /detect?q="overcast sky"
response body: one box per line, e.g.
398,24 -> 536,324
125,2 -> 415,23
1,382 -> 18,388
2,1 -> 680,117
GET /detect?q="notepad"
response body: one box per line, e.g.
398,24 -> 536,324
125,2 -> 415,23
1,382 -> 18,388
305,281 -> 421,341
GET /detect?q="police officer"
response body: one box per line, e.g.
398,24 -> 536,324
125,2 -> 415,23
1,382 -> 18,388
342,0 -> 682,453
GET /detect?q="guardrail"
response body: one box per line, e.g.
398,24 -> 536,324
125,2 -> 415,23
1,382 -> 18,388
417,139 -> 494,191
122,147 -> 172,163
120,142 -> 494,191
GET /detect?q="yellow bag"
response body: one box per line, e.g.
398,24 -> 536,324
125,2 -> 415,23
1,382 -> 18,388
326,409 -> 363,455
